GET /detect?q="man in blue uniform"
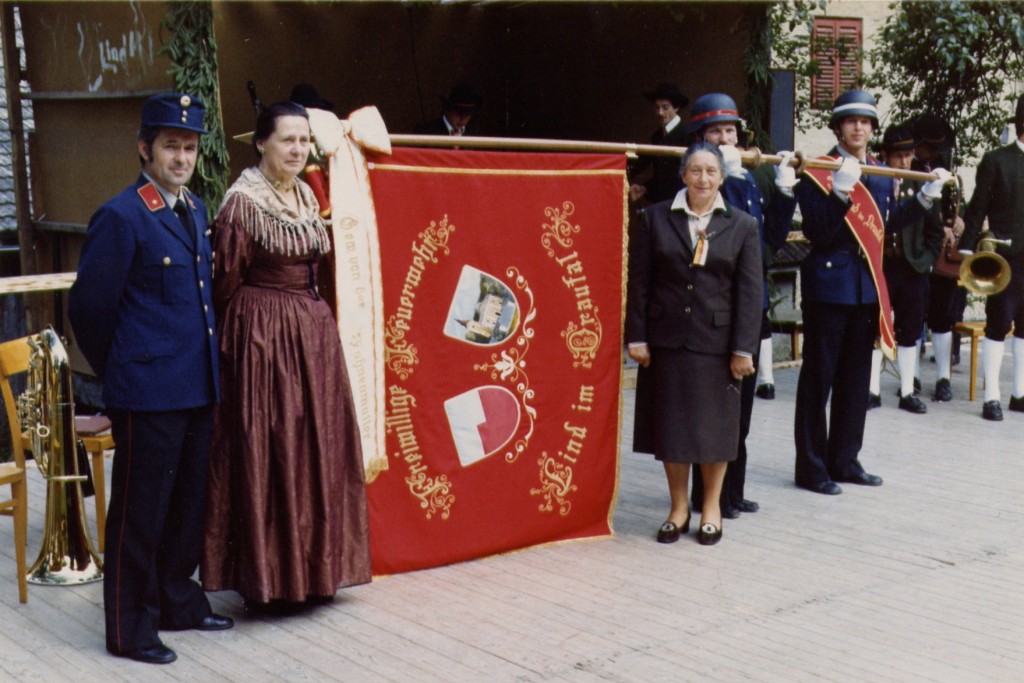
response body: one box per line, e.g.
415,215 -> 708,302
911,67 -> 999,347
793,90 -> 948,495
69,93 -> 233,664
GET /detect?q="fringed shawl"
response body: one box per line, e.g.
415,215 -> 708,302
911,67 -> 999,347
220,167 -> 332,256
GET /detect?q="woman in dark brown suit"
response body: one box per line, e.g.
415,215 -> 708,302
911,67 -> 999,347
626,142 -> 762,545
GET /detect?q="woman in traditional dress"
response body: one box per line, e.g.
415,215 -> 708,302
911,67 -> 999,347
202,101 -> 371,608
626,142 -> 762,546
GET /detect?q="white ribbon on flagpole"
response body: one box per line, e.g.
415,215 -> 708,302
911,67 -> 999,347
308,106 -> 391,481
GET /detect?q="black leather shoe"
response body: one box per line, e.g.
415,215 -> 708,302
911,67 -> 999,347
195,613 -> 234,631
656,515 -> 689,544
721,504 -> 741,520
867,393 -> 881,409
123,644 -> 177,665
755,383 -> 775,400
697,522 -> 722,546
799,480 -> 842,495
933,378 -> 952,402
836,471 -> 883,486
983,400 -> 1004,421
735,499 -> 759,513
1009,395 -> 1024,413
898,394 -> 927,414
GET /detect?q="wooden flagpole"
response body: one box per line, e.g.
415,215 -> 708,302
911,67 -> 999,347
387,134 -> 950,185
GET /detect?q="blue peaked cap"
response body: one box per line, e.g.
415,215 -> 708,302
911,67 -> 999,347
141,93 -> 208,134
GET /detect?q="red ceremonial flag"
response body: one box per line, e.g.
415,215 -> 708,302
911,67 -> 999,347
366,147 -> 627,575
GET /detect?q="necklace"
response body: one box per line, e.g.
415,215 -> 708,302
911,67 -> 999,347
258,168 -> 296,193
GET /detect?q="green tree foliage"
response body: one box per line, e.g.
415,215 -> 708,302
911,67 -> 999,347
866,1 -> 1024,164
161,2 -> 229,220
768,0 -> 834,133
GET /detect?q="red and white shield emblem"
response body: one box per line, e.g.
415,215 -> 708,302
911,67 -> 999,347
444,386 -> 521,467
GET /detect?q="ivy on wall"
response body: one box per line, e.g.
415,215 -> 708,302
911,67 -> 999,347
161,1 -> 229,220
744,5 -> 775,152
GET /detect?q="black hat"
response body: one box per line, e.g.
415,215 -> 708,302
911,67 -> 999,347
644,83 -> 689,109
289,83 -> 334,111
441,83 -> 483,115
911,113 -> 955,153
141,93 -> 208,134
881,124 -> 916,152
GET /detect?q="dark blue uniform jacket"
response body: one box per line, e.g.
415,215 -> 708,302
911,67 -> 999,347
69,176 -> 219,411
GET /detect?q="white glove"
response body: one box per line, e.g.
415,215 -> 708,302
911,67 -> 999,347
775,151 -> 798,189
832,157 -> 861,194
720,145 -> 745,179
921,168 -> 952,200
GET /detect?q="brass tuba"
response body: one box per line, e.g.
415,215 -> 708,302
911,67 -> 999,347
960,231 -> 1012,296
16,327 -> 103,585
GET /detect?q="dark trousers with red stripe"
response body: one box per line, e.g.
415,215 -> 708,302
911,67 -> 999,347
104,406 -> 213,655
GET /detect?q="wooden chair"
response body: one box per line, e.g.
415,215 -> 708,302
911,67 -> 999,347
0,335 -> 113,554
0,338 -> 30,603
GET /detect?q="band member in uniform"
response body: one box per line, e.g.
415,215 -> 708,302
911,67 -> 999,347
628,83 -> 690,205
685,93 -> 796,518
960,95 -> 1024,421
69,93 -> 233,665
913,114 -> 966,402
793,90 -> 949,495
627,142 -> 762,546
869,124 -> 944,413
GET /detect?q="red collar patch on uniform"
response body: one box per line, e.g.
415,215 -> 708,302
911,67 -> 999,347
137,183 -> 166,212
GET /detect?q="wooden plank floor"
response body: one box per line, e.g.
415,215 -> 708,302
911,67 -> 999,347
1,348 -> 1022,682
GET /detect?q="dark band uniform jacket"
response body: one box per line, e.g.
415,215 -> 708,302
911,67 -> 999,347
627,198 -> 762,461
70,177 -> 219,408
891,178 -> 944,274
962,142 -> 1024,257
885,178 -> 944,346
413,116 -> 477,137
795,150 -> 925,306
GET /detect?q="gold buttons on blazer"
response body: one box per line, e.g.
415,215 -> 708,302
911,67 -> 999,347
163,256 -> 171,265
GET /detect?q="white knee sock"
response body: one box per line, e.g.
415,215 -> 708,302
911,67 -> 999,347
869,348 -> 882,395
1013,336 -> 1024,398
757,337 -> 774,384
983,338 -> 1005,403
897,345 -> 917,397
932,331 -> 953,381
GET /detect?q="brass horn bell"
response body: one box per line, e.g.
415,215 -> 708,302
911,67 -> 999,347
959,231 -> 1012,296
